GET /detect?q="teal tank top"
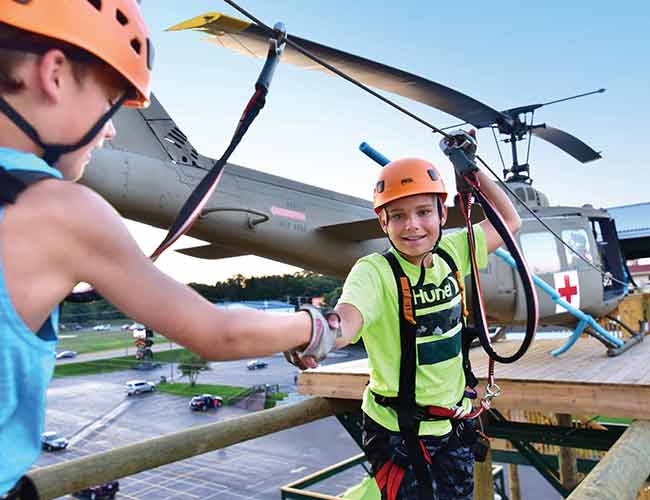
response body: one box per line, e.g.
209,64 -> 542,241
0,148 -> 61,495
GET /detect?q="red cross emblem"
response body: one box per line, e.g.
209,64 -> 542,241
557,274 -> 578,302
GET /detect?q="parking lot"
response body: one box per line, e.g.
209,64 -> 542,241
38,346 -> 368,499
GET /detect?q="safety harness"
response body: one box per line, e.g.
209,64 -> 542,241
364,138 -> 539,500
372,247 -> 478,500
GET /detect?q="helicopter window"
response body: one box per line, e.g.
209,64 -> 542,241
519,232 -> 561,275
562,229 -> 593,268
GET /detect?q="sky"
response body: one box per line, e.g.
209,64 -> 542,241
124,0 -> 650,284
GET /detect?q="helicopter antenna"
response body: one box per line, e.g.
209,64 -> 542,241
539,88 -> 606,108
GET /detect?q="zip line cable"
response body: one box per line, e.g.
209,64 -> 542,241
223,0 -> 630,288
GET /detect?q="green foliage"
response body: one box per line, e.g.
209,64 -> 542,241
264,392 -> 288,409
60,271 -> 342,325
323,286 -> 343,307
189,271 -> 343,305
178,352 -> 210,386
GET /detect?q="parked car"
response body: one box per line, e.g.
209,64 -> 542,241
246,359 -> 268,370
189,394 -> 224,412
42,431 -> 69,452
55,350 -> 77,360
124,380 -> 156,396
92,324 -> 111,331
72,480 -> 119,500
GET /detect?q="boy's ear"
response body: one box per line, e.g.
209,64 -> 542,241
38,50 -> 68,103
439,200 -> 448,226
378,209 -> 388,234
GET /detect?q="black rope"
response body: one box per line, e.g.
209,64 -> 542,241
491,127 -> 507,173
222,1 -> 628,290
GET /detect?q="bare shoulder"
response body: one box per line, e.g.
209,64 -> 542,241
16,179 -> 136,272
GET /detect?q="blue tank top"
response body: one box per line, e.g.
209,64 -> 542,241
0,148 -> 62,495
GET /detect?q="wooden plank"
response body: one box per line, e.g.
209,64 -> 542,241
299,339 -> 650,419
567,421 -> 650,500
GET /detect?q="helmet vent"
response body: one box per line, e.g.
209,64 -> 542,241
427,169 -> 438,180
376,181 -> 384,193
130,37 -> 142,55
86,0 -> 101,11
400,177 -> 413,185
116,9 -> 129,26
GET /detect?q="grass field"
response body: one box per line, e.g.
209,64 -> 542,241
54,348 -> 186,377
57,328 -> 168,354
155,383 -> 249,403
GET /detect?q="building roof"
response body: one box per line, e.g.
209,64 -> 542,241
607,202 -> 650,240
214,300 -> 295,312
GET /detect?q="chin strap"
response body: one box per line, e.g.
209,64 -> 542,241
0,94 -> 127,166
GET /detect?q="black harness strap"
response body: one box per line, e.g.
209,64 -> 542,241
382,250 -> 433,500
435,247 -> 479,390
0,169 -> 55,205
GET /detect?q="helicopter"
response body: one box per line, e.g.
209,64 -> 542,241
81,10 -> 648,355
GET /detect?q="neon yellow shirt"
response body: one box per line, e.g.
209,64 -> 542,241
338,225 -> 488,436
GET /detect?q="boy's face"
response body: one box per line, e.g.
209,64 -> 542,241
55,60 -> 125,180
379,193 -> 447,265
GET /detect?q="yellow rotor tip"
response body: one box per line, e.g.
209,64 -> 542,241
166,12 -> 251,35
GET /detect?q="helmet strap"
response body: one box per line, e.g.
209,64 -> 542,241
0,94 -> 126,166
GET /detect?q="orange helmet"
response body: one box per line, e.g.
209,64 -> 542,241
373,158 -> 447,213
2,0 -> 152,108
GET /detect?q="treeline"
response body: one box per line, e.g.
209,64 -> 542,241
60,271 -> 343,324
189,271 -> 343,307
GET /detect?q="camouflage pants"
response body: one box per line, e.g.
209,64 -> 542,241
363,413 -> 474,500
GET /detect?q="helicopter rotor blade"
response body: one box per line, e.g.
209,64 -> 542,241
167,12 -> 504,128
531,126 -> 602,163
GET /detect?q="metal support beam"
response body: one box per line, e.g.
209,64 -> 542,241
28,398 -> 358,500
568,420 -> 650,500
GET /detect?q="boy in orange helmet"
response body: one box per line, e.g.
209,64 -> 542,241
0,2 -> 339,496
309,135 -> 521,499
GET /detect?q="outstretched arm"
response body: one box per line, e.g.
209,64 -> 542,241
59,183 -> 315,361
476,170 -> 521,253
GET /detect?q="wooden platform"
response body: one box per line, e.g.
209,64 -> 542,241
298,338 -> 650,419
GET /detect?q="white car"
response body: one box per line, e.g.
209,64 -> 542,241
42,431 -> 69,451
124,380 -> 156,396
55,350 -> 77,360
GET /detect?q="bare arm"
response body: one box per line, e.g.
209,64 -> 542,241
61,184 -> 312,361
476,170 -> 521,253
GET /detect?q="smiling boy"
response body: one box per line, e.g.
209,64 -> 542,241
323,147 -> 521,499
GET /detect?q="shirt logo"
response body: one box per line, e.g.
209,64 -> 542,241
411,273 -> 460,309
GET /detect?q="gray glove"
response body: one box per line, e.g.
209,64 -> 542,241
284,305 -> 341,369
439,129 -> 478,176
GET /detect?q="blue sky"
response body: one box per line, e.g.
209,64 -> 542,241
128,1 -> 650,284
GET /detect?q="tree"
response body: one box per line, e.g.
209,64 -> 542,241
178,352 -> 210,386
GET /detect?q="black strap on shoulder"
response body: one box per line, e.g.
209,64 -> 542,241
381,250 -> 433,500
434,247 -> 478,389
0,169 -> 54,205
